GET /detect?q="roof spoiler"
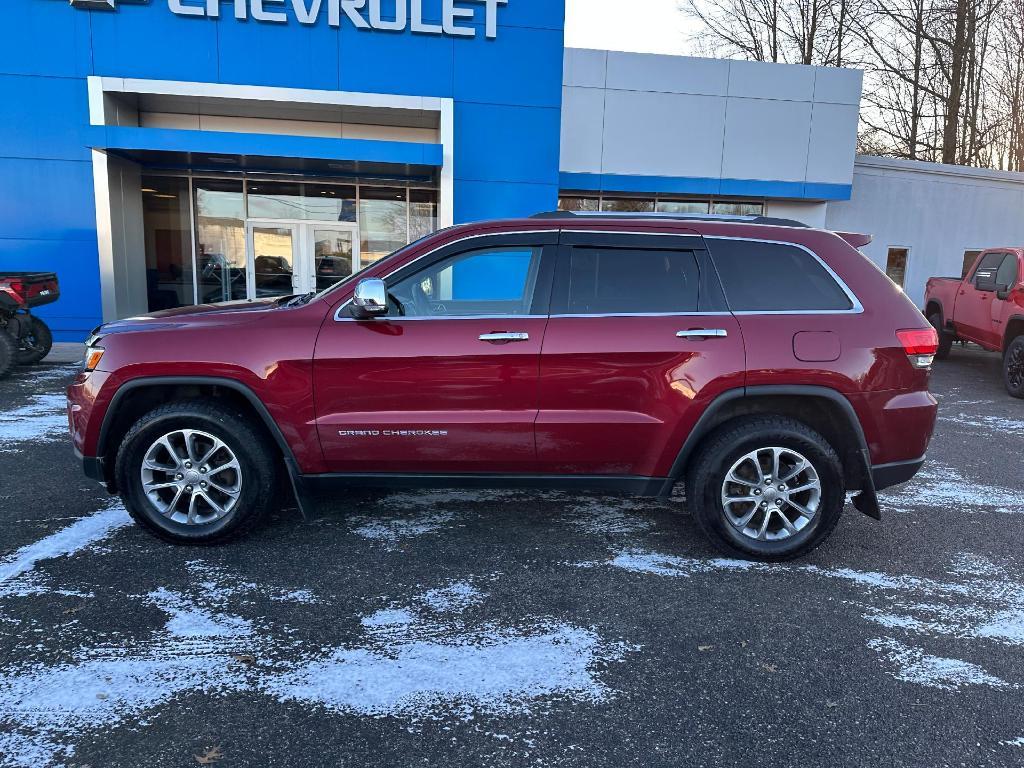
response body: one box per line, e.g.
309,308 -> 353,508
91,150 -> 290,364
837,231 -> 873,248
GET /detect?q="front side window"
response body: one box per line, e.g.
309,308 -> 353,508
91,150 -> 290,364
972,251 -> 1006,289
996,254 -> 1019,288
558,247 -> 700,315
388,246 -> 541,318
708,239 -> 854,312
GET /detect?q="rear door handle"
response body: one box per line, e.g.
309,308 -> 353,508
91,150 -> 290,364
676,329 -> 729,339
479,332 -> 530,343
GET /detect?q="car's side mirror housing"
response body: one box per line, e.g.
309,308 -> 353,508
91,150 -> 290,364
350,278 -> 389,319
997,284 -> 1012,300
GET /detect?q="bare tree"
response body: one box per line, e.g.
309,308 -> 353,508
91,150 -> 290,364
686,0 -> 1020,170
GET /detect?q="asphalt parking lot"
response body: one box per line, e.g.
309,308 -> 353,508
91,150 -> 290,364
1,345 -> 1022,768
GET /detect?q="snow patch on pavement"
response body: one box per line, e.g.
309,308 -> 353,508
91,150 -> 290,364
0,394 -> 69,453
866,637 -> 1011,690
939,412 -> 1024,432
421,581 -> 485,613
609,549 -> 756,577
566,500 -> 655,536
264,623 -> 623,719
881,463 -> 1024,515
0,503 -> 131,599
349,512 -> 456,548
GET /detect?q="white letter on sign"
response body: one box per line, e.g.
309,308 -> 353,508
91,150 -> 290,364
442,0 -> 475,37
168,0 -> 205,16
252,0 -> 288,22
292,0 -> 324,24
410,0 -> 442,33
369,0 -> 407,31
329,0 -> 371,27
477,0 -> 506,39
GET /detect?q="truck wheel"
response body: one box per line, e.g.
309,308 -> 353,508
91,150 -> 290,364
1005,337 -> 1024,399
928,312 -> 953,360
16,317 -> 53,365
115,400 -> 279,544
686,416 -> 845,562
0,331 -> 16,380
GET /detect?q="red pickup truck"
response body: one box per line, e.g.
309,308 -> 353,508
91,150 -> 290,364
924,248 -> 1024,397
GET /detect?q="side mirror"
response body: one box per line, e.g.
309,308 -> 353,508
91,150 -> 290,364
997,284 -> 1011,300
351,278 -> 388,319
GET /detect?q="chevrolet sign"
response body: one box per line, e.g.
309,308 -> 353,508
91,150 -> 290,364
69,0 -> 509,39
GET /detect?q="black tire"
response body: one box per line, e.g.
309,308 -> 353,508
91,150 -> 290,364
1004,336 -> 1024,399
928,312 -> 953,360
0,330 -> 16,380
16,316 -> 53,365
685,416 -> 845,562
115,400 -> 279,544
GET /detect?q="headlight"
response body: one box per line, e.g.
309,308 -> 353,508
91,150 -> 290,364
83,346 -> 105,372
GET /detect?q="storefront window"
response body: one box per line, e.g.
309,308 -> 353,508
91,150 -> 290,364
247,181 -> 356,222
195,179 -> 247,304
409,189 -> 438,242
712,201 -> 763,216
558,196 -> 599,212
657,200 -> 710,214
142,176 -> 194,312
601,198 -> 655,212
360,187 -> 408,265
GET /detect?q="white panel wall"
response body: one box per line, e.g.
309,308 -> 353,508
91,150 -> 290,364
826,156 -> 1024,307
561,48 -> 863,191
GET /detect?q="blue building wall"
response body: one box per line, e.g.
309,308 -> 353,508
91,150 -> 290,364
0,0 -> 566,340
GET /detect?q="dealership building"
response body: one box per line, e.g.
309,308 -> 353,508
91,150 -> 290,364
4,0 -> 1024,340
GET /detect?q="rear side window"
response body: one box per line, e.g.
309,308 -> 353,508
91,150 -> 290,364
558,247 -> 700,314
708,239 -> 854,312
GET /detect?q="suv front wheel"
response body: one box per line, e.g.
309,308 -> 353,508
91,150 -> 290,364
686,416 -> 845,561
115,400 -> 279,544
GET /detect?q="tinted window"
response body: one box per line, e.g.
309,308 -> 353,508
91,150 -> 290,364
709,239 -> 853,312
996,254 -> 1019,288
561,248 -> 699,315
389,246 -> 541,317
972,252 -> 1005,285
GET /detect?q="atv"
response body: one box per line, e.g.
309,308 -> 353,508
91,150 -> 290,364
0,272 -> 59,379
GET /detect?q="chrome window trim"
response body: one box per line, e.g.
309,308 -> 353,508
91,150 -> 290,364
705,235 -> 865,315
332,228 -> 864,321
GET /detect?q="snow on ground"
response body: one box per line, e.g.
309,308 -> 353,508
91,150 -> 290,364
0,394 -> 68,453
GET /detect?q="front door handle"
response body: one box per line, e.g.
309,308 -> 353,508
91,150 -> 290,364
676,329 -> 729,339
479,332 -> 530,343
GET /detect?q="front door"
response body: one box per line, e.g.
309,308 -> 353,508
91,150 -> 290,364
954,250 -> 1005,343
245,221 -> 360,300
536,232 -> 746,479
313,232 -> 558,474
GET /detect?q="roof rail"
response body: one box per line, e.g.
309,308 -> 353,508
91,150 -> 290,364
530,210 -> 810,228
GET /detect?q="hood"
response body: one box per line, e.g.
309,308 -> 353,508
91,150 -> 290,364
92,299 -> 280,337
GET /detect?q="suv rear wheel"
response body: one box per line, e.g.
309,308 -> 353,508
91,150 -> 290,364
1005,336 -> 1024,399
686,416 -> 845,561
115,400 -> 279,544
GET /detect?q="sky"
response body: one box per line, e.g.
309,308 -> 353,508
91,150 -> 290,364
564,0 -> 702,56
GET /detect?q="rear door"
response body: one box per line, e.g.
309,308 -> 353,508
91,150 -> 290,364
313,232 -> 557,474
535,231 -> 745,480
954,251 -> 1006,344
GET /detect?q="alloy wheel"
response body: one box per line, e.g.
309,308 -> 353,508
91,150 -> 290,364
140,429 -> 242,525
721,446 -> 822,542
1008,346 -> 1024,390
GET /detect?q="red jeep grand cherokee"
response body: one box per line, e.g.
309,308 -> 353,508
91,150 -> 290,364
68,213 -> 939,560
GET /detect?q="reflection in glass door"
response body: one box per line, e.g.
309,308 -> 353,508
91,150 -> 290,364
246,224 -> 298,300
244,221 -> 359,300
312,226 -> 358,292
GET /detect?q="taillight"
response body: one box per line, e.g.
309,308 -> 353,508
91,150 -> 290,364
0,280 -> 25,306
897,328 -> 939,369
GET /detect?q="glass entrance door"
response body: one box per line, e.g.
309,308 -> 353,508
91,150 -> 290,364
246,223 -> 299,300
310,224 -> 359,293
245,221 -> 359,300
